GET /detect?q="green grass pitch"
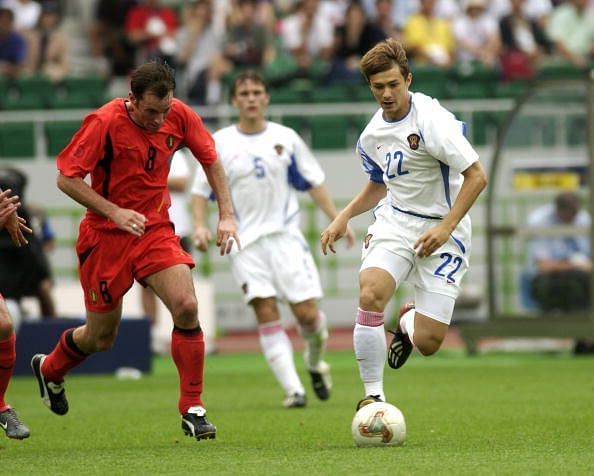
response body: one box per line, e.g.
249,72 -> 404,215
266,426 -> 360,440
2,350 -> 593,475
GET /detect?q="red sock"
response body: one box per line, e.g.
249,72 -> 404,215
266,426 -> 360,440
0,333 -> 16,412
42,329 -> 88,383
171,326 -> 205,414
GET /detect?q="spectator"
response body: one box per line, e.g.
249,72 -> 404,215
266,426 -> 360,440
547,0 -> 594,69
453,0 -> 501,67
89,0 -> 138,77
488,0 -> 553,27
403,0 -> 454,67
326,1 -> 386,84
499,0 -> 553,80
371,0 -> 400,40
125,0 -> 178,66
525,191 -> 594,354
0,7 -> 26,78
2,0 -> 40,31
24,1 -> 68,81
0,167 -> 56,319
281,0 -> 334,72
176,0 -> 222,105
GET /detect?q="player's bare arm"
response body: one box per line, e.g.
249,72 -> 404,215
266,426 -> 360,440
308,184 -> 356,249
414,161 -> 487,258
57,174 -> 147,237
321,181 -> 386,255
200,160 -> 240,255
191,194 -> 212,252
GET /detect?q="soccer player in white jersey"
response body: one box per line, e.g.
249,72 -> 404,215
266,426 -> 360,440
192,70 -> 355,408
321,38 -> 487,410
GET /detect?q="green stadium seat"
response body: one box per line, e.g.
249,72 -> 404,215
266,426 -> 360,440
280,115 -> 307,135
45,121 -> 81,156
309,115 -> 350,150
48,76 -> 107,109
310,85 -> 353,103
448,64 -> 498,99
269,88 -> 307,104
537,62 -> 586,80
566,115 -> 586,147
2,75 -> 53,110
410,65 -> 449,99
0,122 -> 35,158
494,81 -> 531,99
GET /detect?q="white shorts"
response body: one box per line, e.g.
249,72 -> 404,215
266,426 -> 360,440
229,230 -> 323,304
360,203 -> 471,322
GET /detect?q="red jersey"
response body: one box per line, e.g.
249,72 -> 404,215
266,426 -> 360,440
57,98 -> 217,230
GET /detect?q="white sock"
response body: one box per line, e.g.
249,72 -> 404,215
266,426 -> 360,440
300,311 -> 328,370
258,321 -> 305,396
399,308 -> 416,346
354,308 -> 386,401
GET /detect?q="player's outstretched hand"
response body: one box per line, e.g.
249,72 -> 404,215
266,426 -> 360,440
0,189 -> 20,228
216,214 -> 240,256
6,213 -> 32,247
194,225 -> 212,252
111,208 -> 147,237
414,223 -> 451,258
320,215 -> 349,255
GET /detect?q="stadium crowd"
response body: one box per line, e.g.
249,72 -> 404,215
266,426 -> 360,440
0,0 -> 593,104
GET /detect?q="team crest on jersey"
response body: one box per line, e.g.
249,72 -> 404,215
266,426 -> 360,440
407,133 -> 420,150
274,144 -> 284,155
166,134 -> 174,149
364,234 -> 373,249
89,289 -> 98,304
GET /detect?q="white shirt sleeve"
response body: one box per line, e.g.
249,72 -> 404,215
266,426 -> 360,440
288,130 -> 325,190
190,157 -> 213,198
169,149 -> 191,180
420,100 -> 479,173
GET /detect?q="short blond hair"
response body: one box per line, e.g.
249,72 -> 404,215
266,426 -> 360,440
360,38 -> 410,82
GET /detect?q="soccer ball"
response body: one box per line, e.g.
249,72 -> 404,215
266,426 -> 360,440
351,402 -> 406,447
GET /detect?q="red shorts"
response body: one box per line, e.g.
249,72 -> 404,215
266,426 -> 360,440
76,220 -> 195,312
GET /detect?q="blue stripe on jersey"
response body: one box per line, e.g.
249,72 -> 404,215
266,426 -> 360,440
358,140 -> 384,184
392,205 -> 442,220
461,121 -> 468,138
439,161 -> 452,209
284,209 -> 299,225
288,153 -> 312,191
452,235 -> 466,254
208,191 -> 215,202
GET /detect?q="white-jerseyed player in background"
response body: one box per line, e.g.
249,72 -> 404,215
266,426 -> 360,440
192,70 -> 355,408
321,38 -> 487,411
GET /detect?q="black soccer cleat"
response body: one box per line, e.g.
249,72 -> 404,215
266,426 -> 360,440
31,354 -> 69,415
182,406 -> 216,441
308,361 -> 332,401
387,303 -> 415,370
355,395 -> 383,412
0,408 -> 30,440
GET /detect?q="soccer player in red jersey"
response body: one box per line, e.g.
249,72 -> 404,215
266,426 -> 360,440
0,187 -> 32,440
31,61 -> 239,441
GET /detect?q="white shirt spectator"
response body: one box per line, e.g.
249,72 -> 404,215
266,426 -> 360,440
488,0 -> 553,20
281,7 -> 334,56
453,12 -> 499,63
168,149 -> 192,238
2,0 -> 40,30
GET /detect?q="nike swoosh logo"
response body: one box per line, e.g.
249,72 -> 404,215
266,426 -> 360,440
376,144 -> 383,150
0,421 -> 7,430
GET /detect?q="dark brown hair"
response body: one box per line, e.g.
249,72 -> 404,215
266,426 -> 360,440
230,70 -> 268,98
360,38 -> 410,82
130,61 -> 176,99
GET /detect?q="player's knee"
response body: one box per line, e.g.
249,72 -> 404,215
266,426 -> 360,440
172,295 -> 198,327
359,286 -> 385,313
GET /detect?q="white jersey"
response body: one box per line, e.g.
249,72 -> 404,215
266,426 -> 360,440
191,121 -> 325,248
357,92 -> 479,221
168,149 -> 192,238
